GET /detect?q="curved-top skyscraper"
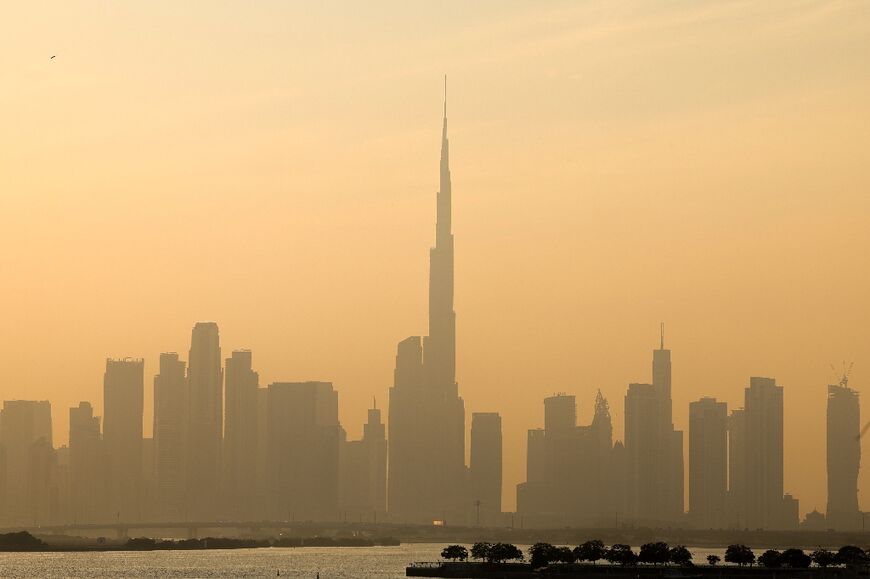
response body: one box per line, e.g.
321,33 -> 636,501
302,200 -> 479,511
186,321 -> 223,520
388,81 -> 467,523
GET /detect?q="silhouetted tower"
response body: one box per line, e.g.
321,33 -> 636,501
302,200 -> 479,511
726,408 -> 746,528
425,77 -> 457,395
103,358 -> 144,522
28,436 -> 59,525
0,400 -> 53,524
623,328 -> 683,525
517,392 -> 616,527
653,324 -> 672,426
689,397 -> 727,528
362,403 -> 388,515
544,394 -> 576,432
339,401 -> 387,520
388,80 -> 466,523
652,326 -> 684,521
266,381 -> 341,521
827,382 -> 860,530
153,352 -> 187,520
69,401 -> 103,523
744,377 -> 785,529
224,349 -> 259,519
470,412 -> 503,524
186,322 -> 222,519
254,387 -> 269,519
624,383 -> 658,523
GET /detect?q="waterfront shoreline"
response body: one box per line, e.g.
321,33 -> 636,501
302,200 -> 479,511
406,562 -> 865,578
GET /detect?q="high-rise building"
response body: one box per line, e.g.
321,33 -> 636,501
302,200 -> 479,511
827,383 -> 860,530
388,83 -> 467,524
652,329 -> 684,522
623,330 -> 684,526
69,401 -> 104,523
689,397 -> 727,528
339,402 -> 387,522
141,436 -> 155,518
544,395 -> 576,432
103,358 -> 144,522
54,445 -> 70,524
743,376 -> 786,529
224,349 -> 259,520
28,436 -> 59,525
470,412 -> 502,525
187,322 -> 222,519
266,381 -> 341,521
624,383 -> 658,523
726,408 -> 746,529
517,392 -> 616,527
0,400 -> 53,524
153,352 -> 187,520
254,387 -> 269,519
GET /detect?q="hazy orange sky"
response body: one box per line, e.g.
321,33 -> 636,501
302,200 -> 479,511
2,1 -> 869,515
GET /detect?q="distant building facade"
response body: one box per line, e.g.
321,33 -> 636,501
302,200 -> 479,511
153,352 -> 187,520
69,401 -> 104,523
186,322 -> 222,520
267,381 -> 341,521
726,407 -> 746,528
0,400 -> 53,524
623,333 -> 684,526
688,397 -> 727,528
223,349 -> 259,520
470,412 -> 502,525
827,383 -> 860,530
741,377 -> 797,529
103,358 -> 144,522
388,92 -> 468,524
517,392 -> 617,527
340,403 -> 387,522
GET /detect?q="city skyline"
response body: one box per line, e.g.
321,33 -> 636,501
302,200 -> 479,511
0,318 -> 860,529
2,1 -> 870,519
2,107 -> 869,516
2,89 -> 860,528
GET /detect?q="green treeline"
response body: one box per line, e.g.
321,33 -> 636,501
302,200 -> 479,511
439,541 -> 870,570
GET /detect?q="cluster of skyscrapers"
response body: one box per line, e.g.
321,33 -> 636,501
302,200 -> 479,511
516,346 -> 861,531
0,88 -> 501,529
1,332 -> 389,527
0,89 -> 862,532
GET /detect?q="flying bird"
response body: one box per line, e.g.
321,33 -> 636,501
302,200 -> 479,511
50,55 -> 56,59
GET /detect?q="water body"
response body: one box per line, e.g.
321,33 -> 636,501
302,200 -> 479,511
0,544 -> 734,578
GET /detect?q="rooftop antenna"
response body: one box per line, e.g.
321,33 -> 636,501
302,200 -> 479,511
660,322 -> 665,350
372,396 -> 377,410
444,74 -> 447,118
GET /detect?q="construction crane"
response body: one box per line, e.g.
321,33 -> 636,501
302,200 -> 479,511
838,361 -> 870,440
832,361 -> 854,389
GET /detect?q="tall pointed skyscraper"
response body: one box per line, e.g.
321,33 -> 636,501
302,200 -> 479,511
389,79 -> 467,523
652,325 -> 684,522
624,326 -> 684,525
425,79 -> 457,395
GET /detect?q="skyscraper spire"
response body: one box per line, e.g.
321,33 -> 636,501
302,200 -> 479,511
660,322 -> 665,350
428,75 -> 456,390
388,80 -> 466,523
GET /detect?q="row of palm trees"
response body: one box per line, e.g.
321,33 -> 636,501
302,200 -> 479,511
440,541 -> 870,569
